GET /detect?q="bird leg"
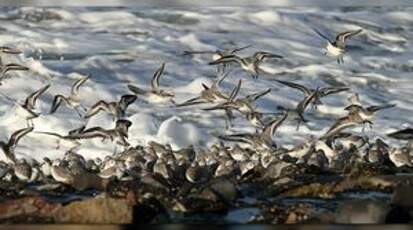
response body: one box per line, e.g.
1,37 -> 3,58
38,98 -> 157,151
80,104 -> 88,112
74,107 -> 83,118
296,120 -> 301,131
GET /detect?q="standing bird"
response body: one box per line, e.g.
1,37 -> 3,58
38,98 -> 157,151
84,94 -> 137,121
209,51 -> 283,79
0,127 -> 33,164
313,28 -> 363,64
128,63 -> 175,104
219,112 -> 288,151
50,74 -> 90,117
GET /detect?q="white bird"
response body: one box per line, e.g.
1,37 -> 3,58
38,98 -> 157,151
313,28 -> 363,64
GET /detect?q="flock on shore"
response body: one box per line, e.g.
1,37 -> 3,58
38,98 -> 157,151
0,26 -> 412,188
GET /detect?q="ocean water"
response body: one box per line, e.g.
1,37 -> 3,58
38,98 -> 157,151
0,6 -> 411,161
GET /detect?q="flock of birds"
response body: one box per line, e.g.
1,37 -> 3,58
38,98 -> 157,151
0,26 -> 412,188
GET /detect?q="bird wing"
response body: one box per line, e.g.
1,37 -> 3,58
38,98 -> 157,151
218,133 -> 255,145
84,100 -> 110,119
320,116 -> 356,140
1,63 -> 29,77
71,74 -> 90,96
230,44 -> 252,54
33,131 -> 64,139
263,111 -> 288,137
253,52 -> 283,61
276,79 -> 311,95
318,87 -> 350,97
75,127 -> 109,139
312,27 -> 333,43
151,63 -> 165,90
335,29 -> 362,49
174,96 -> 205,107
119,94 -> 137,111
214,70 -> 233,88
209,54 -> 240,65
296,89 -> 319,121
9,127 -> 33,146
23,84 -> 50,110
182,50 -> 216,55
50,95 -> 69,114
229,79 -> 242,102
127,84 -> 146,95
387,128 -> 413,140
367,104 -> 396,113
68,126 -> 86,136
246,88 -> 271,102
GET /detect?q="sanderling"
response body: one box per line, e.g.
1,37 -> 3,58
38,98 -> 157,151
13,84 -> 50,127
365,138 -> 389,164
204,82 -> 271,115
153,157 -> 171,180
209,51 -> 283,79
84,94 -> 137,121
287,138 -> 316,162
320,112 -> 369,141
321,95 -> 395,140
79,119 -> 132,153
14,158 -> 39,182
331,132 -> 368,152
313,28 -> 362,64
185,161 -> 213,184
172,145 -> 195,162
203,80 -> 274,128
202,79 -> 242,129
183,44 -> 252,73
388,147 -> 413,168
147,141 -> 173,158
128,63 -> 175,104
175,71 -> 232,107
219,112 -> 288,151
40,157 -> 52,178
0,127 -> 33,164
275,79 -> 349,108
51,159 -> 74,184
0,84 -> 49,127
228,144 -> 250,162
98,160 -> 125,180
50,74 -> 90,117
314,140 -> 338,167
214,159 -> 236,177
